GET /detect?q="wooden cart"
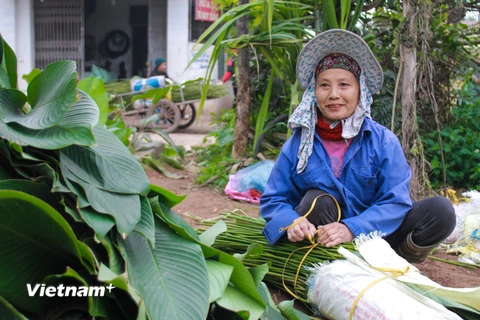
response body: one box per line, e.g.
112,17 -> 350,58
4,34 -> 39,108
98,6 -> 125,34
117,83 -> 199,133
121,98 -> 197,133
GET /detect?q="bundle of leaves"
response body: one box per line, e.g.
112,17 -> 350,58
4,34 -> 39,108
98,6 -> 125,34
170,81 -> 228,103
103,79 -> 131,95
0,36 -> 285,320
194,211 -> 355,302
103,78 -> 227,103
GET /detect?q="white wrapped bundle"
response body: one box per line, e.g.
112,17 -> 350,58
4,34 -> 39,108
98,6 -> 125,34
306,234 -> 465,320
307,259 -> 461,320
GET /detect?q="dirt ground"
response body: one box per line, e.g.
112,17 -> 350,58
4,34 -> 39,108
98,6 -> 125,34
146,166 -> 480,289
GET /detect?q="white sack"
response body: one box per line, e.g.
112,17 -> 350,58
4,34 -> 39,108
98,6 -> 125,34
307,259 -> 461,320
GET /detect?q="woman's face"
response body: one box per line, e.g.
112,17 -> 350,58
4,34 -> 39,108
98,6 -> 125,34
158,62 -> 167,72
315,68 -> 360,124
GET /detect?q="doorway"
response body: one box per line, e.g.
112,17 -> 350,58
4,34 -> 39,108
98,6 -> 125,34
33,0 -> 84,76
130,5 -> 149,77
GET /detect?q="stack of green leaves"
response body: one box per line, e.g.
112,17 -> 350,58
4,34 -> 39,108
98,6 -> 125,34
103,79 -> 227,103
195,211 -> 356,301
104,79 -> 131,94
170,82 -> 227,102
0,35 -> 269,320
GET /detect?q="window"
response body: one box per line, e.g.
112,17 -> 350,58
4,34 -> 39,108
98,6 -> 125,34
189,0 -> 217,43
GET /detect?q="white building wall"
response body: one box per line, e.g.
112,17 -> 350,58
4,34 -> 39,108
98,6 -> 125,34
0,0 -> 217,89
15,0 -> 35,91
149,0 -> 167,73
0,0 -> 34,91
0,0 -> 16,51
167,0 -> 218,83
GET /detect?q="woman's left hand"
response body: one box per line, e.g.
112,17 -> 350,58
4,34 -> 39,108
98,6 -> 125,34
316,222 -> 354,247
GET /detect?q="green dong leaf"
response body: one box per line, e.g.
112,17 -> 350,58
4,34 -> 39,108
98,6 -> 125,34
98,264 -> 147,320
215,285 -> 266,320
148,184 -> 186,208
0,91 -> 98,149
258,282 -> 286,320
63,167 -> 140,237
0,179 -> 64,213
119,216 -> 210,320
23,60 -> 79,129
0,296 -> 27,320
135,196 -> 155,247
0,190 -> 85,313
278,300 -> 310,320
60,125 -> 149,195
22,68 -> 41,85
79,76 -> 110,125
155,209 -> 268,319
0,34 -> 18,89
206,260 -> 234,303
199,220 -> 227,247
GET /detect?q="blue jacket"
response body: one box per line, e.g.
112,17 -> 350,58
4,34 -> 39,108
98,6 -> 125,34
260,118 -> 412,245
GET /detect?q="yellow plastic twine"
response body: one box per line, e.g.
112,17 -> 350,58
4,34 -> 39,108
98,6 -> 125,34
279,194 -> 341,302
348,266 -> 410,320
440,188 -> 470,205
280,195 -> 410,319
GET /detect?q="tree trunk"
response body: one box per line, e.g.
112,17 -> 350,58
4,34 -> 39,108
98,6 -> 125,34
400,0 -> 420,199
232,0 -> 251,159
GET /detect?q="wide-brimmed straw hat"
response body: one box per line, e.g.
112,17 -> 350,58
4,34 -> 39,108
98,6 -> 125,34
297,29 -> 383,95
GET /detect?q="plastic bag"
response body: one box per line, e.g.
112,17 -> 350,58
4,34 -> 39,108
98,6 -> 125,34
130,75 -> 166,92
228,160 -> 274,193
465,215 -> 480,241
464,215 -> 480,256
445,190 -> 480,244
307,235 -> 465,320
133,99 -> 153,110
224,160 -> 275,204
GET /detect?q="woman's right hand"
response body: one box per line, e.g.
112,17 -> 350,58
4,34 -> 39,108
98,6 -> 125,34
287,217 -> 317,242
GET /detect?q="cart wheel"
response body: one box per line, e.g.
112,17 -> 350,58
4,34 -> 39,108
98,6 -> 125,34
148,99 -> 180,133
178,103 -> 197,129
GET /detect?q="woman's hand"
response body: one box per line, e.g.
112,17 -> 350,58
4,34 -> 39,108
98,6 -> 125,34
316,222 -> 354,247
287,217 -> 317,242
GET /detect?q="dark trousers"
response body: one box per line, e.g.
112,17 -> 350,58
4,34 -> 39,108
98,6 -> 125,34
295,189 -> 456,249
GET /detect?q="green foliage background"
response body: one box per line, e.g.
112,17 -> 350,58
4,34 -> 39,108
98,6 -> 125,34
423,78 -> 480,190
197,0 -> 480,193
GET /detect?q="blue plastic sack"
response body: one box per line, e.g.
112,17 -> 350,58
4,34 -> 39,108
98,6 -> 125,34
131,76 -> 166,92
229,160 -> 275,193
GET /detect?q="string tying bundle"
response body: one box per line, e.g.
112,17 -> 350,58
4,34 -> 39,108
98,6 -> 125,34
279,193 -> 342,301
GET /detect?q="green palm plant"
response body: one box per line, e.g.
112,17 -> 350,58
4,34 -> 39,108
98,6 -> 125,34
188,0 -> 315,151
321,0 -> 366,30
189,0 -> 369,151
189,1 -> 315,89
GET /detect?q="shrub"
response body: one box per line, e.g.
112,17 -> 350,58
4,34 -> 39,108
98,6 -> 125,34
423,79 -> 480,190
